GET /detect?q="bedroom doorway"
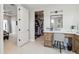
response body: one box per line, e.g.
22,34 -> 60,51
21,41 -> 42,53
3,4 -> 17,53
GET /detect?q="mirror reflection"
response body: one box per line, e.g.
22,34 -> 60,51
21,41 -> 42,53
50,14 -> 63,31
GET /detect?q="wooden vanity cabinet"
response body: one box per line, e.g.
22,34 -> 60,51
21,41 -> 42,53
44,32 -> 79,53
74,35 -> 79,54
65,34 -> 79,53
44,33 -> 53,47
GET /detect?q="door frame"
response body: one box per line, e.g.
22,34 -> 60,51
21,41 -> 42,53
0,4 -> 4,53
34,10 -> 44,40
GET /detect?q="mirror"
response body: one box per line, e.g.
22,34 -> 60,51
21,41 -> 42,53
50,14 -> 63,31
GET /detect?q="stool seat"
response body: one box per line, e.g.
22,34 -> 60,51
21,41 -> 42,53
53,40 -> 65,53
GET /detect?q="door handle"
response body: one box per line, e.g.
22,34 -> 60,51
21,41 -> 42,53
16,21 -> 18,25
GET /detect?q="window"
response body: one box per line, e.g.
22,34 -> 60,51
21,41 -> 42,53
3,19 -> 8,31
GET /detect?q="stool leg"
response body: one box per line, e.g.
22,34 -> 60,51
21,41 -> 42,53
53,41 -> 56,48
53,43 -> 54,48
57,41 -> 58,48
60,42 -> 61,53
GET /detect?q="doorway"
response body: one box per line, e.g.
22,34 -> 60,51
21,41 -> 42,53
1,4 -> 29,53
35,11 -> 44,43
3,4 -> 17,53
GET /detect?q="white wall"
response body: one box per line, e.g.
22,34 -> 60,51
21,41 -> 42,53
0,4 -> 4,53
29,9 -> 35,41
11,16 -> 17,34
29,4 -> 79,41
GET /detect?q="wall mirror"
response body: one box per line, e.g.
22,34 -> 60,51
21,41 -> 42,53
50,14 -> 63,31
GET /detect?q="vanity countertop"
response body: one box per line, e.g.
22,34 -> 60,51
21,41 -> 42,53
44,31 -> 79,36
75,33 -> 79,36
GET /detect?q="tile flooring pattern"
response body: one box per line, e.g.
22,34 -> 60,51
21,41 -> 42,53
4,36 -> 75,54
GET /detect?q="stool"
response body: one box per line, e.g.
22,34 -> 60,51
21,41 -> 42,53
53,33 -> 65,53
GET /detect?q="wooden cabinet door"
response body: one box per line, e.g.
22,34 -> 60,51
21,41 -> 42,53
44,33 -> 53,47
44,41 -> 52,47
74,37 -> 79,54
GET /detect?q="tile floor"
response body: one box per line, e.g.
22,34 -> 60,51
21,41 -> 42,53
4,35 -> 75,54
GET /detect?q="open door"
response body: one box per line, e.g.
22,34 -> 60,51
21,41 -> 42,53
17,5 -> 29,46
0,4 -> 4,53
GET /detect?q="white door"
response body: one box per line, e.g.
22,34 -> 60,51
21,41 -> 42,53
17,5 -> 29,46
0,4 -> 4,53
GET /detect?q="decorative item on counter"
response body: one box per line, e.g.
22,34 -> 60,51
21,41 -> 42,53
71,25 -> 75,29
70,25 -> 77,32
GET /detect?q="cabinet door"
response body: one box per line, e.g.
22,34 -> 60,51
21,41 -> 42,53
76,39 -> 79,54
74,39 -> 79,54
44,41 -> 52,47
44,33 -> 53,47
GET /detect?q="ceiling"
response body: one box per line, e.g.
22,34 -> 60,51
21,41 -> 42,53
4,4 -> 17,16
3,4 -> 79,16
22,4 -> 79,9
22,4 -> 58,9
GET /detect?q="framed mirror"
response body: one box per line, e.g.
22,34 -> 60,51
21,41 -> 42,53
50,14 -> 63,31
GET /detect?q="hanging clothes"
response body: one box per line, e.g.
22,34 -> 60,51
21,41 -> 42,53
35,11 -> 44,39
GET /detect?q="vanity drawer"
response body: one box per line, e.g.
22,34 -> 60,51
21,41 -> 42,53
44,35 -> 53,41
75,35 -> 79,40
44,40 -> 52,47
65,34 -> 74,38
44,33 -> 53,36
44,33 -> 53,41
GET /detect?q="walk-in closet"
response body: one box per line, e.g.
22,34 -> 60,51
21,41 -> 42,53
35,11 -> 44,39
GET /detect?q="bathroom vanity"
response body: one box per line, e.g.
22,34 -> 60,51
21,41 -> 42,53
44,31 -> 79,53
